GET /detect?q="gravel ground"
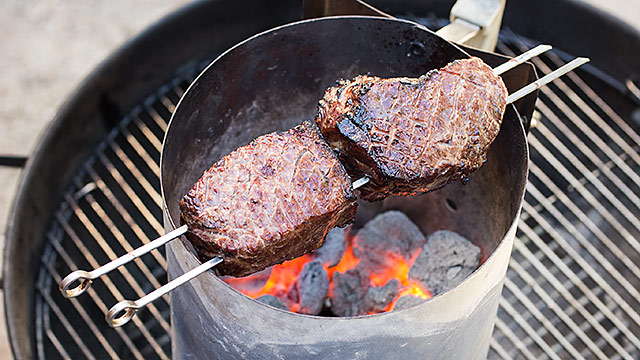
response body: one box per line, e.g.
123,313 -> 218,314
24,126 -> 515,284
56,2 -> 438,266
0,0 -> 637,358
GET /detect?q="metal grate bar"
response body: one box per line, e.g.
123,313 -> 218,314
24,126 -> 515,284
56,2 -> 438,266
39,287 -> 98,360
61,194 -> 170,331
34,71 -> 195,359
54,211 -> 169,360
526,167 -> 640,327
498,45 -> 640,231
500,39 -> 640,174
520,201 -> 640,350
96,152 -> 164,233
533,107 -> 640,239
83,166 -> 167,269
530,158 -> 637,275
528,140 -> 640,310
508,246 -> 610,359
107,142 -> 162,207
529,47 -> 640,176
489,338 -> 512,360
47,231 -> 146,360
494,319 -> 538,360
43,303 -> 74,360
79,191 -> 165,290
493,314 -> 537,357
503,277 -> 582,358
143,106 -> 169,133
131,115 -> 164,153
537,88 -> 640,195
159,95 -> 177,114
120,125 -> 161,176
498,297 -> 561,359
546,51 -> 640,150
514,223 -> 632,358
40,251 -> 121,359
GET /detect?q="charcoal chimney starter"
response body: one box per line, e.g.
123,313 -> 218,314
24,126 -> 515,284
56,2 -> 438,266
161,17 -> 529,359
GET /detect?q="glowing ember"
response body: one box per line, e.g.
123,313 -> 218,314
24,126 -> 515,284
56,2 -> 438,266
366,250 -> 432,312
224,253 -> 315,300
223,225 -> 432,315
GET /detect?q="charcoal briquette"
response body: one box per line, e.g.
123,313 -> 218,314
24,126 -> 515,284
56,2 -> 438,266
364,279 -> 400,313
256,295 -> 288,310
409,230 -> 481,295
354,210 -> 426,266
313,226 -> 349,268
330,269 -> 369,316
297,260 -> 329,315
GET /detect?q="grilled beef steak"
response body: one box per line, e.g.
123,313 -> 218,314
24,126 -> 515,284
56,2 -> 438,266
315,57 -> 508,201
180,121 -> 357,277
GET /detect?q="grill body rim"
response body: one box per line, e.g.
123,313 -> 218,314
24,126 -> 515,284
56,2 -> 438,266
5,0 -> 640,359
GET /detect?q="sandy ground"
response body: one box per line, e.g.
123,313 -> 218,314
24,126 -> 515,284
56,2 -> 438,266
0,0 -> 637,358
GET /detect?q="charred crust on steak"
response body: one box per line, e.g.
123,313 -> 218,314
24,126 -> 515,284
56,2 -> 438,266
315,57 -> 508,201
179,121 -> 357,277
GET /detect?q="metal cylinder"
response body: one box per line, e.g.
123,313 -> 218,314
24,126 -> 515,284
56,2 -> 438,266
161,17 -> 529,359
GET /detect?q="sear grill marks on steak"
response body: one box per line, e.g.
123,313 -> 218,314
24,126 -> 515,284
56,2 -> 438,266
179,121 -> 357,277
315,57 -> 508,201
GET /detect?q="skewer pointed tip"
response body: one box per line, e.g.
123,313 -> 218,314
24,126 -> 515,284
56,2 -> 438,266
493,44 -> 554,75
531,44 -> 553,53
352,176 -> 370,190
506,56 -> 591,104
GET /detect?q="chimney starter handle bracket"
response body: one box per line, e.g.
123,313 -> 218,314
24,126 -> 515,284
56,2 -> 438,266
302,0 -> 506,51
436,0 -> 506,51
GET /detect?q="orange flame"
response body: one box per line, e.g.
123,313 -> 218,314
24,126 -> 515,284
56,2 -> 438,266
223,231 -> 432,314
224,253 -> 315,300
365,249 -> 432,312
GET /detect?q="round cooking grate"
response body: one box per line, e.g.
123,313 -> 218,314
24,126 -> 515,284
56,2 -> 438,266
34,24 -> 640,360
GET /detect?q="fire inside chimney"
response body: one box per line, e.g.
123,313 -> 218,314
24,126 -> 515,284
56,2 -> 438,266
223,210 -> 482,316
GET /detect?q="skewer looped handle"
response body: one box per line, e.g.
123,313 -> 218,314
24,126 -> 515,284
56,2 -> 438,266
59,225 -> 189,298
106,256 -> 223,327
59,270 -> 93,298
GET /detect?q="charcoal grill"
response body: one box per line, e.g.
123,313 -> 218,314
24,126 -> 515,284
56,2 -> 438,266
5,0 -> 640,359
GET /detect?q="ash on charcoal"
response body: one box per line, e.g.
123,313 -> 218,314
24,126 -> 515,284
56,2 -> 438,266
393,295 -> 426,311
257,295 -> 288,310
354,211 -> 426,266
409,230 -> 481,295
330,269 -> 369,316
296,260 -> 329,315
364,279 -> 400,313
313,226 -> 349,268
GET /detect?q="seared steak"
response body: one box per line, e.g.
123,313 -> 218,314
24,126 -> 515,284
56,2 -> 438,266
180,121 -> 357,277
315,57 -> 508,201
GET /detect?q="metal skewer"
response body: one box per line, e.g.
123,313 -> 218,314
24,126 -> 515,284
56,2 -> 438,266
506,57 -> 590,104
492,44 -> 552,75
60,45 -> 577,328
59,225 -> 189,298
107,256 -> 223,327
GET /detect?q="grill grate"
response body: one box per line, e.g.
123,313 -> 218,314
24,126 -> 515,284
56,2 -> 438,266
35,31 -> 640,359
36,76 -> 197,360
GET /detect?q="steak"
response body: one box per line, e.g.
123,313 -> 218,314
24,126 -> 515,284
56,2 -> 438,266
179,121 -> 357,277
315,57 -> 508,201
